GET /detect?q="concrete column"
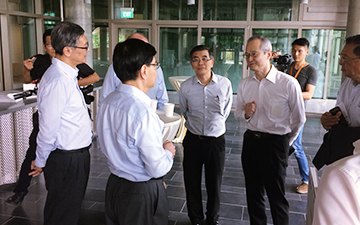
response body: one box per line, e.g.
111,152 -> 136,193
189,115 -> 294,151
63,0 -> 93,67
346,0 -> 360,37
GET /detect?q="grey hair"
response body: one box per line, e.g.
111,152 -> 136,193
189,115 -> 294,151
247,35 -> 272,52
345,35 -> 360,58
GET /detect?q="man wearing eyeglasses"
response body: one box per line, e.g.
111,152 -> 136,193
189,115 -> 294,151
313,35 -> 360,171
99,33 -> 169,110
321,35 -> 360,129
179,45 -> 232,225
28,21 -> 93,225
235,36 -> 305,225
96,39 -> 175,224
6,29 -> 99,207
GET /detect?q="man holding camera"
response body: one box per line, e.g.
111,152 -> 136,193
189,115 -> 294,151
274,38 -> 317,194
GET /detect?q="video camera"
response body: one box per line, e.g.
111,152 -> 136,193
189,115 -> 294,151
274,54 -> 292,74
80,85 -> 95,105
8,89 -> 37,101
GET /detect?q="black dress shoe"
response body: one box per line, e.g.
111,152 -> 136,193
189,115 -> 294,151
5,192 -> 26,206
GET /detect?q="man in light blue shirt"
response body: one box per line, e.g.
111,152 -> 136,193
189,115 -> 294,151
29,21 -> 92,225
99,33 -> 168,110
96,38 -> 175,224
179,45 -> 233,225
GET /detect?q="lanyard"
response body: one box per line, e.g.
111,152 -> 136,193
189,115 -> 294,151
290,62 -> 306,79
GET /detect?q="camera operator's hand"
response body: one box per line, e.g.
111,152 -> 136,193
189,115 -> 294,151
321,111 -> 341,130
23,57 -> 35,71
23,57 -> 36,83
271,50 -> 281,60
245,101 -> 256,119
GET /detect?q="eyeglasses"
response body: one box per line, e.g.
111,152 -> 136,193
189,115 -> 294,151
244,51 -> 264,59
148,61 -> 160,69
71,45 -> 89,50
338,54 -> 360,63
192,57 -> 212,63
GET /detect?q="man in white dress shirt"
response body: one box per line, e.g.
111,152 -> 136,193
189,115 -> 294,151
96,38 -> 175,224
99,33 -> 168,109
313,139 -> 360,225
313,35 -> 360,170
29,21 -> 92,225
320,34 -> 360,130
235,35 -> 306,225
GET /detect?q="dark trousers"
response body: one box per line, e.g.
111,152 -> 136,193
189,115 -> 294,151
105,174 -> 169,225
43,147 -> 90,225
14,111 -> 39,194
183,131 -> 225,223
242,130 -> 289,225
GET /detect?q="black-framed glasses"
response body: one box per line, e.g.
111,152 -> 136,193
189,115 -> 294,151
71,45 -> 89,50
192,57 -> 212,63
148,61 -> 160,69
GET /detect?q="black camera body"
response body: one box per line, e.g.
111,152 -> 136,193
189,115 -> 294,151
274,54 -> 293,73
80,85 -> 95,105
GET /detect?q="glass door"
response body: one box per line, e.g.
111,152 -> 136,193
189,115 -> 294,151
159,27 -> 198,90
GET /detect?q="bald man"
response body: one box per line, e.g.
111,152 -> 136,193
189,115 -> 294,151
99,33 -> 169,110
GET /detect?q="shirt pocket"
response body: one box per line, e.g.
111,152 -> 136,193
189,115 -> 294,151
210,94 -> 226,116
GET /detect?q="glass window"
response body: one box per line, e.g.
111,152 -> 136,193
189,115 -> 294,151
159,27 -> 198,90
92,23 -> 109,77
302,29 -> 330,99
202,28 -> 245,93
114,0 -> 152,20
43,0 -> 61,17
117,28 -> 149,43
92,0 -> 108,19
326,30 -> 346,99
9,16 -> 36,89
251,0 -> 299,21
44,20 -> 57,31
252,28 -> 298,55
158,0 -> 198,20
203,0 -> 247,21
8,0 -> 34,13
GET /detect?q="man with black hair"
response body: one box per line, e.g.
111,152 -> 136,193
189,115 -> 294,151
96,38 -> 175,225
275,38 -> 317,194
5,28 -> 98,206
313,35 -> 360,170
179,45 -> 232,225
29,22 -> 93,225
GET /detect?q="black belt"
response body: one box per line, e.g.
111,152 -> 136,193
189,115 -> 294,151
188,131 -> 223,140
247,130 -> 286,139
54,144 -> 91,154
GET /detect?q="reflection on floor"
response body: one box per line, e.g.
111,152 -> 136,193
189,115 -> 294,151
0,112 -> 326,225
